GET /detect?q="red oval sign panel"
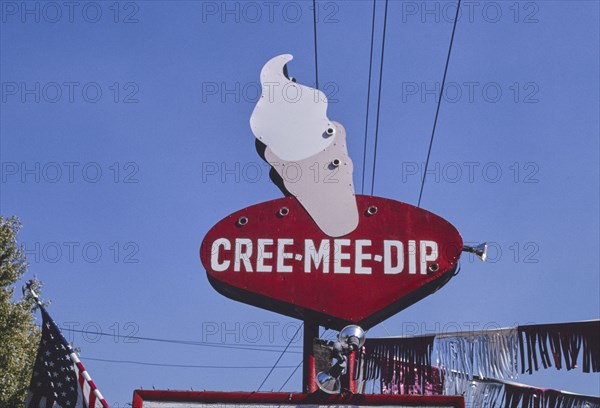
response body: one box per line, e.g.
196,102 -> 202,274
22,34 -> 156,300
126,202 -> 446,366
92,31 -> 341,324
200,195 -> 463,330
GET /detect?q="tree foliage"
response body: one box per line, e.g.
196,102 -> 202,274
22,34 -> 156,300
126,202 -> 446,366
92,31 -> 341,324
0,216 -> 42,407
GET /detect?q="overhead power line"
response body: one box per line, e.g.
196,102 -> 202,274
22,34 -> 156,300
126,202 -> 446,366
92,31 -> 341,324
361,0 -> 378,195
84,356 -> 298,370
417,0 -> 462,207
278,360 -> 303,391
257,323 -> 303,391
59,326 -> 303,354
277,328 -> 332,391
370,0 -> 389,196
313,0 -> 319,89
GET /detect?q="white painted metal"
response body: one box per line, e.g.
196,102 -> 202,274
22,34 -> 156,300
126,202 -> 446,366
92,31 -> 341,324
265,122 -> 359,237
250,54 -> 334,161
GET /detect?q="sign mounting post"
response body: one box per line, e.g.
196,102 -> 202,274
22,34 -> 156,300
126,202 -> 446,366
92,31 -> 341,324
303,321 -> 319,393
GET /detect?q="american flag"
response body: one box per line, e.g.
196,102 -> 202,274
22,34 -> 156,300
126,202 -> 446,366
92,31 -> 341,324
25,306 -> 109,408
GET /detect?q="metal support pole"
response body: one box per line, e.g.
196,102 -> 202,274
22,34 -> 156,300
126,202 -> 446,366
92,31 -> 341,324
348,350 -> 356,393
24,280 -> 43,307
340,350 -> 356,393
302,321 -> 319,393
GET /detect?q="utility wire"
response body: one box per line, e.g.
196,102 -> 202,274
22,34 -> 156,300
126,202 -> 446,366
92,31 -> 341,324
257,323 -> 303,391
360,0 -> 378,195
59,326 -> 302,354
313,0 -> 319,89
277,328 -> 330,391
278,360 -> 303,391
370,0 -> 389,196
417,0 -> 462,207
84,357 -> 297,370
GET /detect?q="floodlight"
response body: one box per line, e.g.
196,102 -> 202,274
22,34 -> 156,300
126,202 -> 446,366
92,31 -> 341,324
338,325 -> 366,350
316,371 -> 341,394
316,354 -> 347,394
316,325 -> 366,394
463,243 -> 488,262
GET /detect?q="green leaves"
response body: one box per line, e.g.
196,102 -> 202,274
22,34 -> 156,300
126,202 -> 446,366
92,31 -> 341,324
0,216 -> 42,407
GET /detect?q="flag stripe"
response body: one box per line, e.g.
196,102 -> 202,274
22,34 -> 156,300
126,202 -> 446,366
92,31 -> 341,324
94,389 -> 105,401
89,391 -> 96,408
78,370 -> 85,389
72,341 -> 109,406
74,356 -> 109,407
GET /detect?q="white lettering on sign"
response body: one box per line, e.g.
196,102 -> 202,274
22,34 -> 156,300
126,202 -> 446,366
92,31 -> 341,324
210,238 -> 440,275
333,239 -> 351,274
277,239 -> 293,273
420,240 -> 438,275
355,240 -> 372,274
211,238 -> 231,271
256,238 -> 273,272
408,240 -> 417,274
234,238 -> 253,272
384,240 -> 404,274
305,239 -> 330,273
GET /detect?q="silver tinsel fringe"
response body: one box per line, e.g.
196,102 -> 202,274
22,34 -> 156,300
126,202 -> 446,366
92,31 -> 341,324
435,328 -> 519,381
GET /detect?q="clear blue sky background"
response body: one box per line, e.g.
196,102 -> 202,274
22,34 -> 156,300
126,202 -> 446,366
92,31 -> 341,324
1,1 -> 599,406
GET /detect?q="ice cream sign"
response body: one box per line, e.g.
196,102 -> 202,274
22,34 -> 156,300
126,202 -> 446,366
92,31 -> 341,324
200,55 -> 464,329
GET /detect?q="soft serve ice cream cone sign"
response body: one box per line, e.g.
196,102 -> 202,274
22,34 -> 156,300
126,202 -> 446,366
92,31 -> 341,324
200,54 -> 463,329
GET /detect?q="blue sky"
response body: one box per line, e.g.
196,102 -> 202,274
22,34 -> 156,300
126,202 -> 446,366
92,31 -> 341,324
1,0 -> 599,405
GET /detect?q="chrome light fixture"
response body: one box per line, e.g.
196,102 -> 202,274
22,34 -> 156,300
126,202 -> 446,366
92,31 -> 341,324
316,325 -> 365,394
463,243 -> 488,262
338,325 -> 366,350
316,356 -> 346,394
